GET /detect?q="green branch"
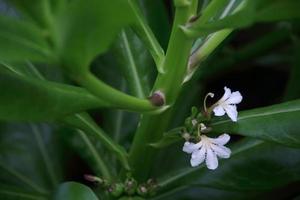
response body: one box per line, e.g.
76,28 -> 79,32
128,0 -> 199,181
77,72 -> 158,113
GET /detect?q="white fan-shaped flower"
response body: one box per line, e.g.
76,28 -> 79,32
182,134 -> 231,170
213,86 -> 242,122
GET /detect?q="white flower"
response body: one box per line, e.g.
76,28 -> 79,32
213,86 -> 242,122
183,134 -> 231,170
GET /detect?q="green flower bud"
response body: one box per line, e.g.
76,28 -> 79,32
137,184 -> 148,197
109,183 -> 124,197
124,178 -> 138,195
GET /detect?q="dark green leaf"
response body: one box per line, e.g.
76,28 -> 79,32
63,113 -> 130,171
0,184 -> 48,200
53,182 -> 98,200
153,186 -> 262,200
284,40 -> 300,101
54,0 -> 136,73
0,67 -> 107,121
138,0 -> 170,50
186,0 -> 300,37
0,14 -> 51,62
211,99 -> 300,147
0,123 -> 63,197
114,29 -> 154,98
6,0 -> 51,28
159,139 -> 300,192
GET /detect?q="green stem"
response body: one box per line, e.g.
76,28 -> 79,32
128,0 -> 165,73
78,130 -> 113,180
185,29 -> 232,82
196,0 -> 229,24
128,0 -> 198,181
77,72 -> 157,113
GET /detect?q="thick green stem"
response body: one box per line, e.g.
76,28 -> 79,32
77,72 -> 157,113
128,0 -> 198,181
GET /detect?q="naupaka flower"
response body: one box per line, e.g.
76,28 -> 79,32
212,86 -> 242,122
183,134 -> 231,170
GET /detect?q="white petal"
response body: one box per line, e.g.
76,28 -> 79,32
190,147 -> 206,167
219,86 -> 231,102
183,141 -> 202,154
213,105 -> 226,116
205,148 -> 218,170
226,91 -> 242,104
224,104 -> 238,122
211,144 -> 231,158
209,134 -> 230,145
183,142 -> 196,154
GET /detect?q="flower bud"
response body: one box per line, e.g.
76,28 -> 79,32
109,183 -> 124,197
124,178 -> 138,195
137,184 -> 148,197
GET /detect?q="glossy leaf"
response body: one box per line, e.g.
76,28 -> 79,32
114,29 -> 154,98
59,125 -> 112,179
0,184 -> 48,200
0,14 -> 51,62
63,113 -> 130,170
0,123 -> 63,198
158,139 -> 300,192
153,186 -> 262,200
6,0 -> 51,28
54,0 -> 136,73
53,182 -> 99,200
0,68 -> 107,121
211,99 -> 300,147
185,0 -> 300,37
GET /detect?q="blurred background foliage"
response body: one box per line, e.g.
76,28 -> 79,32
0,0 -> 300,199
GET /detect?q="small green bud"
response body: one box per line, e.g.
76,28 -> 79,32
124,178 -> 138,195
137,184 -> 148,197
146,179 -> 158,197
109,183 -> 124,197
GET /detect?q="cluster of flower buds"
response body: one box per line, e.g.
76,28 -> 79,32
182,87 -> 242,170
84,174 -> 158,198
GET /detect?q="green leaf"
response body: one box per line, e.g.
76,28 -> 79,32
53,182 -> 99,200
63,113 -> 130,170
114,29 -> 154,98
153,186 -> 262,200
158,139 -> 300,192
6,0 -> 51,28
54,0 -> 136,73
284,40 -> 300,101
211,99 -> 300,147
0,67 -> 107,121
185,0 -> 300,37
0,123 -> 63,196
59,126 -> 112,179
0,14 -> 51,62
0,184 -> 48,200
